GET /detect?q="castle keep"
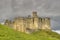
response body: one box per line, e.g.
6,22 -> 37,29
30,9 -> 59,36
5,12 -> 51,33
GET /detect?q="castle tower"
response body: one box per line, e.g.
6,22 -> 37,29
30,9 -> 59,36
38,18 -> 42,29
13,17 -> 26,32
13,18 -> 19,31
44,17 -> 51,30
29,18 -> 34,29
32,11 -> 39,30
41,17 -> 51,30
41,18 -> 45,29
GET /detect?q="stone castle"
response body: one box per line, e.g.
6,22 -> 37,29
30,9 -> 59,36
5,11 -> 51,33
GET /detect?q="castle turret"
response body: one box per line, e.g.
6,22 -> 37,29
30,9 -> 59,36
13,17 -> 26,32
44,17 -> 51,30
41,18 -> 45,29
41,17 -> 51,30
38,18 -> 42,29
32,11 -> 39,30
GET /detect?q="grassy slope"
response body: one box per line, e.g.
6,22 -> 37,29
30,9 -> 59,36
0,24 -> 60,40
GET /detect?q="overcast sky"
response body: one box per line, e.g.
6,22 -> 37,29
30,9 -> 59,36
0,0 -> 60,30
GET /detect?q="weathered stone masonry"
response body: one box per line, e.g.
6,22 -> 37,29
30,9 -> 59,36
5,11 -> 51,33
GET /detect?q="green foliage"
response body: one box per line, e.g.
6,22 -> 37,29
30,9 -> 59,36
0,24 -> 60,40
4,19 -> 11,25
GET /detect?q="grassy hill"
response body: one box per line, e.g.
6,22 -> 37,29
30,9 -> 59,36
0,24 -> 60,40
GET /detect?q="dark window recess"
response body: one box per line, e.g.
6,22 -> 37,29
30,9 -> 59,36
33,18 -> 34,24
26,28 -> 31,30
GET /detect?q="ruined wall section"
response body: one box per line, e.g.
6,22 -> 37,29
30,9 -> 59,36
41,17 -> 51,30
13,17 -> 26,32
44,18 -> 51,30
38,18 -> 42,29
41,18 -> 45,29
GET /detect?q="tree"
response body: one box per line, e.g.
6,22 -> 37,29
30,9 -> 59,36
5,19 -> 11,26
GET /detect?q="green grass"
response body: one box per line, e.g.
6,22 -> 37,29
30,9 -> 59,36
0,24 -> 60,40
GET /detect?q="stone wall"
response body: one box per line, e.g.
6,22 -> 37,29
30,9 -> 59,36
5,11 -> 51,33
